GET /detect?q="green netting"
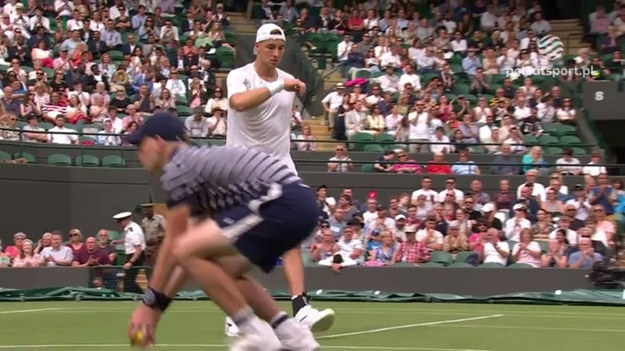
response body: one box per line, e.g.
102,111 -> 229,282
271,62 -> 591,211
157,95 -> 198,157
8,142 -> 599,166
1,287 -> 625,306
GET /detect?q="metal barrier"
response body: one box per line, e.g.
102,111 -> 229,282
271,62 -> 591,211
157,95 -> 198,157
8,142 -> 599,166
87,265 -> 152,293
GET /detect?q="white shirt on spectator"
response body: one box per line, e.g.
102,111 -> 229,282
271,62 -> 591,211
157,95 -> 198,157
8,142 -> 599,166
377,74 -> 399,93
48,126 -> 78,144
321,91 -> 344,111
450,39 -> 467,53
483,241 -> 510,265
512,241 -> 541,267
429,134 -> 452,153
548,228 -> 579,246
398,73 -> 421,91
385,113 -> 402,134
504,218 -> 531,241
407,111 -> 429,139
337,40 -> 353,62
517,182 -> 546,202
415,229 -> 444,248
411,188 -> 438,208
380,51 -> 401,68
337,237 -> 364,263
582,162 -> 607,176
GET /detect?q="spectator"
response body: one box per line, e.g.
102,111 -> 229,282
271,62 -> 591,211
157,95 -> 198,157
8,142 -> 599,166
47,115 -> 79,144
391,150 -> 421,174
96,229 -> 117,264
310,229 -> 339,265
66,228 -> 87,258
517,169 -> 546,200
565,185 -> 591,223
532,209 -> 555,238
555,97 -> 576,125
452,150 -> 481,175
328,144 -> 352,173
337,34 -> 353,64
589,174 -> 617,218
549,215 -> 579,248
461,48 -> 481,75
345,101 -> 366,141
582,150 -> 607,176
396,225 -> 431,265
425,152 -> 452,175
568,237 -> 602,269
429,126 -> 452,154
207,107 -> 227,137
296,125 -> 317,151
40,233 -> 74,267
185,108 -> 210,138
321,83 -> 346,131
522,146 -> 547,173
373,150 -> 396,172
365,231 -> 397,266
365,105 -> 386,134
34,232 -> 52,255
556,148 -> 582,175
336,225 -> 364,265
113,211 -> 146,293
480,228 -> 510,266
592,205 -> 616,243
71,236 -> 112,267
443,221 -> 469,254
4,232 -> 26,259
469,67 -> 490,94
377,65 -> 400,94
416,216 -> 444,251
511,229 -> 542,267
12,239 -> 43,267
542,188 -> 565,215
505,203 -> 532,241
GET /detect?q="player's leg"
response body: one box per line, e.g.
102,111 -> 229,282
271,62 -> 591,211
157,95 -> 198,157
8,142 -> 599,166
215,255 -> 319,351
283,247 -> 336,332
172,219 -> 282,351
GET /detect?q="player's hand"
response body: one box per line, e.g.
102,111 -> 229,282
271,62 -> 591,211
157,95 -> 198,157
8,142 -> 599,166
284,79 -> 306,95
128,304 -> 162,348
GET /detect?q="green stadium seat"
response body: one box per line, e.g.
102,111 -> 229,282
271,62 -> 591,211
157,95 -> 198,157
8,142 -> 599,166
363,144 -> 385,153
14,152 -> 36,163
489,74 -> 506,85
79,136 -> 96,144
301,251 -> 314,267
375,133 -> 396,144
208,138 -> 226,146
545,147 -> 563,156
449,63 -> 462,74
469,146 -> 486,154
430,251 -> 453,266
506,240 -> 518,249
394,262 -> 416,267
420,262 -> 446,268
361,164 -> 375,172
176,105 -> 193,116
453,83 -> 470,94
560,135 -> 582,145
508,263 -> 534,268
102,155 -> 126,168
352,69 -> 371,79
39,122 -> 53,130
0,150 -> 11,161
214,47 -> 234,69
454,251 -> 474,263
523,135 -> 539,145
538,241 -> 549,253
479,262 -> 505,268
75,155 -> 100,167
108,50 -> 123,61
116,251 -> 128,265
448,262 -> 473,268
538,134 -> 559,145
553,124 -> 577,137
353,132 -> 375,151
47,154 -> 72,166
572,147 -> 587,156
542,123 -> 558,135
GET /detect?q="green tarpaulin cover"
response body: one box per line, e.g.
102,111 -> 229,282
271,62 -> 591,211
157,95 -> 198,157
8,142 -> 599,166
0,287 -> 624,306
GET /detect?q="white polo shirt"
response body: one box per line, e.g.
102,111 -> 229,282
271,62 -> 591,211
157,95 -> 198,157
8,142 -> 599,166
483,241 -> 510,265
123,221 -> 146,255
226,63 -> 296,173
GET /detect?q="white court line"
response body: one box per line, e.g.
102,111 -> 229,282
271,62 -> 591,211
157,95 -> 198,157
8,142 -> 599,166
0,308 -> 62,315
0,345 -> 492,351
317,314 -> 504,339
432,324 -> 625,333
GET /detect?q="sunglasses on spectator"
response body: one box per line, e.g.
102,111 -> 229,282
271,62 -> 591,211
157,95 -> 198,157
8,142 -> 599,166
336,148 -> 344,151
69,233 -> 79,237
320,224 -> 329,228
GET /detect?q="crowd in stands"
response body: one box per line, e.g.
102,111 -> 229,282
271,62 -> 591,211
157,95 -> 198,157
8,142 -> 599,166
0,205 -> 165,292
308,172 -> 625,269
0,0 -> 235,144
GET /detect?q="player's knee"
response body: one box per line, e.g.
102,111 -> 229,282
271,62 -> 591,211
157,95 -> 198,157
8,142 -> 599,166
171,238 -> 194,264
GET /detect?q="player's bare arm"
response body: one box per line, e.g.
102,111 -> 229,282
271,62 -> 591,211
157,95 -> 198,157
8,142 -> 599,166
229,79 -> 306,112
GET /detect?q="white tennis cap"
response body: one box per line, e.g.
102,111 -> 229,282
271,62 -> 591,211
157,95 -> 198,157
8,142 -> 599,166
113,211 -> 132,220
256,23 -> 286,43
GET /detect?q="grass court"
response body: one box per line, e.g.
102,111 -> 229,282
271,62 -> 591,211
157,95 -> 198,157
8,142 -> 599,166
0,301 -> 622,351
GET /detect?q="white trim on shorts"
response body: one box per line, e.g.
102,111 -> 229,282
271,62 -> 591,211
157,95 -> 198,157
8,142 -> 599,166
221,183 -> 283,241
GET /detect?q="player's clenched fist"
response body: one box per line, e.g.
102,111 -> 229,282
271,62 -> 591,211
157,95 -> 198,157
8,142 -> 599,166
284,79 -> 306,95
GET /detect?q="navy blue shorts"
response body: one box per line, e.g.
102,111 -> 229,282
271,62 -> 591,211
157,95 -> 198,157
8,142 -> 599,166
214,182 -> 318,272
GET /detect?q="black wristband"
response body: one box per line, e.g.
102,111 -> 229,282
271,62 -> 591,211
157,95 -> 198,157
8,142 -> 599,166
142,287 -> 172,312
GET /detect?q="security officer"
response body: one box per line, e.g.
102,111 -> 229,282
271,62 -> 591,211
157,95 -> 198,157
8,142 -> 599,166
140,203 -> 166,267
113,211 -> 146,293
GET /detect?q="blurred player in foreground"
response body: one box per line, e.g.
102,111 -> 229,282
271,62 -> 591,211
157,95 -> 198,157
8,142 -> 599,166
126,113 -> 320,350
225,22 -> 335,336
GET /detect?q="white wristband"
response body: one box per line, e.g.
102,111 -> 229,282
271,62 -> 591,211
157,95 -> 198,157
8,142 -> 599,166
267,80 -> 285,96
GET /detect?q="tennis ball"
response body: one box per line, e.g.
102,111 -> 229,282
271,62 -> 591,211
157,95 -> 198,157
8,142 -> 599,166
130,331 -> 143,346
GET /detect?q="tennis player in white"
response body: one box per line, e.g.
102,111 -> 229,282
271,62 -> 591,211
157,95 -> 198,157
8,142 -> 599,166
224,23 -> 335,336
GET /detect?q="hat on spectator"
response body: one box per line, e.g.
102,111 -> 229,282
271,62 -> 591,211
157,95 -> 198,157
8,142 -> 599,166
141,203 -> 154,208
125,111 -> 187,145
336,83 -> 345,89
448,220 -> 459,228
367,190 -> 377,199
255,23 -> 286,43
404,225 -> 417,233
113,212 -> 132,220
482,203 -> 496,213
395,214 -> 406,221
15,3 -> 23,8
513,203 -> 527,211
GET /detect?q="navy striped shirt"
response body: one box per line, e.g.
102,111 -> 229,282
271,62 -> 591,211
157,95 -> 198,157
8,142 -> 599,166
161,145 -> 301,215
